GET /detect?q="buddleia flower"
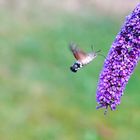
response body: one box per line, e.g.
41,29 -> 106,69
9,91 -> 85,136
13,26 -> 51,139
96,3 -> 140,113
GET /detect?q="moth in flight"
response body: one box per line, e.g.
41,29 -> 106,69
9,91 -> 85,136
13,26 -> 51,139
69,43 -> 103,72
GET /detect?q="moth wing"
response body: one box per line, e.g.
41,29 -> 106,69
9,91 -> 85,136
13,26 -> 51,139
69,43 -> 87,61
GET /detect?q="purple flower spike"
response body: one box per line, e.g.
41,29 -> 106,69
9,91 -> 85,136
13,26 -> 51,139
96,3 -> 140,112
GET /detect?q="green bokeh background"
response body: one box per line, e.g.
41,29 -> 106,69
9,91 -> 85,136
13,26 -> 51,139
0,1 -> 140,140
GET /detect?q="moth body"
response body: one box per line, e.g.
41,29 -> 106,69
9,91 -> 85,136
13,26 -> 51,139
69,43 -> 99,72
81,53 -> 97,65
70,61 -> 83,73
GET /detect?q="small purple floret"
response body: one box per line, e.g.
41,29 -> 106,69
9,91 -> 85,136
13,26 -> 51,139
96,3 -> 140,112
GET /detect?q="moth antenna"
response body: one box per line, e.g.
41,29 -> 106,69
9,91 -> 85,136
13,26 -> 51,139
90,44 -> 106,59
91,44 -> 101,53
98,53 -> 106,59
91,44 -> 94,51
96,50 -> 106,59
95,49 -> 101,53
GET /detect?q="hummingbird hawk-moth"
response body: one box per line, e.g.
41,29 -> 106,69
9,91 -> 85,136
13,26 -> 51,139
69,43 -> 102,72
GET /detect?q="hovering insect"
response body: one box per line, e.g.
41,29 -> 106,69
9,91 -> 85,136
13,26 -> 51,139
69,43 -> 103,73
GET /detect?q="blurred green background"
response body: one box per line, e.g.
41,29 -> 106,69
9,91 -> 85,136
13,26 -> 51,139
0,0 -> 140,140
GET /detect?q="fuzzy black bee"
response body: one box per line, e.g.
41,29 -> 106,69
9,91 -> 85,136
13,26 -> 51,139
69,43 -> 102,73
